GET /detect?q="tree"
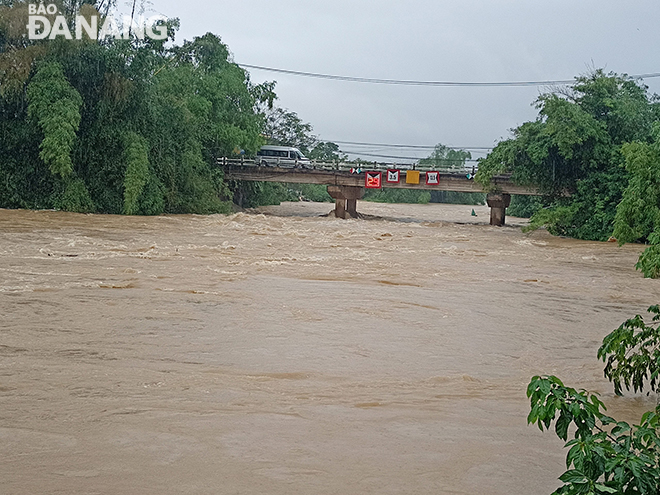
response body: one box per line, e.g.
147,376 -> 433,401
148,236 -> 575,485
418,143 -> 483,205
262,107 -> 317,154
419,144 -> 471,171
477,70 -> 660,241
308,141 -> 346,162
0,1 -> 275,214
612,124 -> 660,278
528,306 -> 660,494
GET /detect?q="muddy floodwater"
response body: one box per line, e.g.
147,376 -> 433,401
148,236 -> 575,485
1,202 -> 659,494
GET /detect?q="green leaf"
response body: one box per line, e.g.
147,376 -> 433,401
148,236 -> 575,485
559,470 -> 588,484
593,484 -> 617,494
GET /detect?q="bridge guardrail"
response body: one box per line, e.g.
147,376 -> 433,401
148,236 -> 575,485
215,157 -> 477,176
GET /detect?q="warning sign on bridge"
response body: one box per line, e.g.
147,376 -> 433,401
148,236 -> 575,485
386,169 -> 400,183
426,171 -> 439,185
365,171 -> 382,189
406,170 -> 420,184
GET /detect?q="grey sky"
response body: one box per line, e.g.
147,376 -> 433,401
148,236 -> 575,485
147,0 -> 660,162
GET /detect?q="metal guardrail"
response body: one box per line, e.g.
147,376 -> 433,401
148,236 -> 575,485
215,157 -> 476,175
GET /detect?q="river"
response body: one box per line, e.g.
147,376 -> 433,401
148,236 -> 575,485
1,202 -> 658,494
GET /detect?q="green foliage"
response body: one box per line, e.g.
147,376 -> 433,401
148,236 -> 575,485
613,125 -> 660,245
611,124 -> 660,277
122,132 -> 150,215
137,174 -> 165,215
27,61 -> 83,177
364,188 -> 431,204
477,70 -> 659,241
231,181 -> 291,208
53,176 -> 95,213
598,305 -> 660,395
529,307 -> 660,494
636,232 -> 660,279
1,9 -> 269,215
308,141 -> 346,162
419,144 -> 471,170
527,167 -> 629,240
525,205 -> 577,234
528,375 -> 660,494
262,107 -> 317,154
507,195 -> 544,218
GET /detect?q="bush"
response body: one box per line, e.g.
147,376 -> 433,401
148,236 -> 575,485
636,232 -> 660,279
53,177 -> 95,213
364,188 -> 431,204
507,195 -> 544,218
528,306 -> 660,494
286,183 -> 333,202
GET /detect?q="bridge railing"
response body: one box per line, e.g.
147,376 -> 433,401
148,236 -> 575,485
216,157 -> 477,175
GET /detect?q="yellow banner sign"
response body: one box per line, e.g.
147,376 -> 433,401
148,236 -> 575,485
406,170 -> 420,184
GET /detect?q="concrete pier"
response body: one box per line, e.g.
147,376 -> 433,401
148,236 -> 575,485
327,185 -> 364,219
486,193 -> 511,226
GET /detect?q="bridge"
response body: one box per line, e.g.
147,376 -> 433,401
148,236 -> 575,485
220,160 -> 539,226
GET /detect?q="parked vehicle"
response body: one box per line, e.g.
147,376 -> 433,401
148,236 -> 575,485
256,146 -> 311,168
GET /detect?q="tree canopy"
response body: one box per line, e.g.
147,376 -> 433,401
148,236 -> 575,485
419,144 -> 471,171
477,71 -> 660,242
0,0 -> 276,214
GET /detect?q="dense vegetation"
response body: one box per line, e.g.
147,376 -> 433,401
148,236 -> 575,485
476,71 -> 660,276
529,306 -> 660,494
0,0 -> 278,214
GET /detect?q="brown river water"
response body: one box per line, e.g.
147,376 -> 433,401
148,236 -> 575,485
1,202 -> 658,494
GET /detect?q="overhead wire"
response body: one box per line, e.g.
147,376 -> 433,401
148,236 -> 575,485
339,150 -> 480,162
330,140 -> 492,150
239,63 -> 660,87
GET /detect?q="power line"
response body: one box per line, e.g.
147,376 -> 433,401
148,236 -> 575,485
240,63 -> 660,87
330,140 -> 492,150
340,150 -> 480,162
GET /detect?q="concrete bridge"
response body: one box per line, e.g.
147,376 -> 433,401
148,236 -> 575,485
222,164 -> 539,226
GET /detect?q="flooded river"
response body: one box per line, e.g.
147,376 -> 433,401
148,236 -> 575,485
1,202 -> 658,494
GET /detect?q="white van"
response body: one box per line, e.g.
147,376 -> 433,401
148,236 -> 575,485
256,145 -> 311,168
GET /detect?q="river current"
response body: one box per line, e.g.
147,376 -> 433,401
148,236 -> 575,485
1,202 -> 658,494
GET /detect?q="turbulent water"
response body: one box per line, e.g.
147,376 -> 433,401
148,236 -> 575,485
1,202 -> 658,494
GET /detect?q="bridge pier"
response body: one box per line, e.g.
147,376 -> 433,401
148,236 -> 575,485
327,185 -> 364,219
486,193 -> 511,226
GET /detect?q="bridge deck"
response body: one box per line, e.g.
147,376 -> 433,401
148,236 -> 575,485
222,165 -> 538,196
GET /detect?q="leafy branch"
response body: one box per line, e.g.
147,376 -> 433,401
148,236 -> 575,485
528,376 -> 660,494
529,306 -> 660,494
598,305 -> 660,395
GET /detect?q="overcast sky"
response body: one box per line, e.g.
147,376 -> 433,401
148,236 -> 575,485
136,0 -> 660,162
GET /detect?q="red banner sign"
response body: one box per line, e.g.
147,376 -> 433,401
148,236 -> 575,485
365,171 -> 382,189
